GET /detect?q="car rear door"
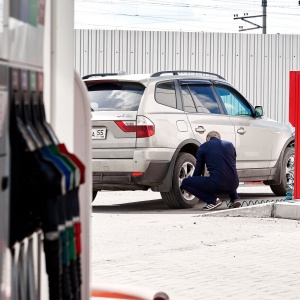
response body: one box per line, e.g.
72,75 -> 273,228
178,80 -> 235,145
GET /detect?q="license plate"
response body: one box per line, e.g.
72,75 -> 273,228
92,128 -> 107,139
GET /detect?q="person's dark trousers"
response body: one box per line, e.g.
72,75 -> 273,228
182,176 -> 238,205
181,176 -> 219,205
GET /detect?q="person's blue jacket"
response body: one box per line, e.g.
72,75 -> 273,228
193,137 -> 239,191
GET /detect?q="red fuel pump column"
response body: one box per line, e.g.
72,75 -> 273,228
289,71 -> 300,199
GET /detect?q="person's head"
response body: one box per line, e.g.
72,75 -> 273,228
206,131 -> 221,141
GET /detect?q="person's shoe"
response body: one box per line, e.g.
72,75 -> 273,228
203,198 -> 222,211
228,200 -> 241,209
228,201 -> 235,209
232,200 -> 241,208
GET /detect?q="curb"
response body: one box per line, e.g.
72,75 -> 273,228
274,202 -> 300,220
198,201 -> 300,221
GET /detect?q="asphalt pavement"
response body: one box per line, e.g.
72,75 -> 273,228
91,185 -> 300,300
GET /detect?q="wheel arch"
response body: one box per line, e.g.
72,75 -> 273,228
155,139 -> 200,192
264,137 -> 295,185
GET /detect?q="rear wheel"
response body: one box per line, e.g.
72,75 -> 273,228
161,152 -> 198,209
270,147 -> 294,196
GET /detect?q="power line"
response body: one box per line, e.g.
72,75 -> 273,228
74,0 -> 300,34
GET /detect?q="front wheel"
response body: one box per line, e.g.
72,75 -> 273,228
161,152 -> 198,209
270,147 -> 294,196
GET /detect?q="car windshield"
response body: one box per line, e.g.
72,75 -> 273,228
86,81 -> 145,111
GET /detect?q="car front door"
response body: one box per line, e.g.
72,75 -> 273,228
213,83 -> 273,170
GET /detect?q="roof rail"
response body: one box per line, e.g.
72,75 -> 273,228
151,70 -> 225,80
82,73 -> 118,80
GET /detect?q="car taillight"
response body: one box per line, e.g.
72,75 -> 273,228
115,116 -> 155,138
131,172 -> 144,177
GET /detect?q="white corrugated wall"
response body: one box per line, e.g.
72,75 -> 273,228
74,29 -> 300,124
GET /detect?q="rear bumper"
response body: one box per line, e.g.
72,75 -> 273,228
92,148 -> 174,190
93,161 -> 170,190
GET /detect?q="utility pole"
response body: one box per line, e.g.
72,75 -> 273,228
262,0 -> 267,34
234,0 -> 267,34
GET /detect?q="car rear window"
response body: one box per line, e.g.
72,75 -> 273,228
86,81 -> 145,111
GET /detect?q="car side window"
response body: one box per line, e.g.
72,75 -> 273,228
181,84 -> 221,114
214,85 -> 252,117
188,85 -> 221,114
155,81 -> 177,109
181,85 -> 197,112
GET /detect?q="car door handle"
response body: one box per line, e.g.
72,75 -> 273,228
237,127 -> 246,135
195,126 -> 206,134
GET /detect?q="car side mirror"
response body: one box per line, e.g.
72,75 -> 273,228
255,106 -> 263,117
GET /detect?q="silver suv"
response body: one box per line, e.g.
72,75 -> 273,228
83,70 -> 294,208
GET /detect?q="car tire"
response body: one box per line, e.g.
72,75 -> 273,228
161,152 -> 198,209
270,147 -> 294,196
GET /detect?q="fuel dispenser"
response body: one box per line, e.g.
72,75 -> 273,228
8,67 -> 85,300
0,0 -> 90,297
9,69 -> 85,300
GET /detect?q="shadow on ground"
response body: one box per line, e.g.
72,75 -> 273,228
92,192 -> 283,215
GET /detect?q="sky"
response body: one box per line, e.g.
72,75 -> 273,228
74,0 -> 300,34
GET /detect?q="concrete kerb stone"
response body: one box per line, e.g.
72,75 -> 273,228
197,201 -> 300,220
274,201 -> 300,220
198,202 -> 274,218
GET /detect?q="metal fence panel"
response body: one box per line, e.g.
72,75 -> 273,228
74,29 -> 300,124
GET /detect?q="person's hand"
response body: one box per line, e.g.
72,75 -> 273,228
183,189 -> 191,197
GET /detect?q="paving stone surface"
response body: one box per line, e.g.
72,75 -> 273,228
91,189 -> 300,300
